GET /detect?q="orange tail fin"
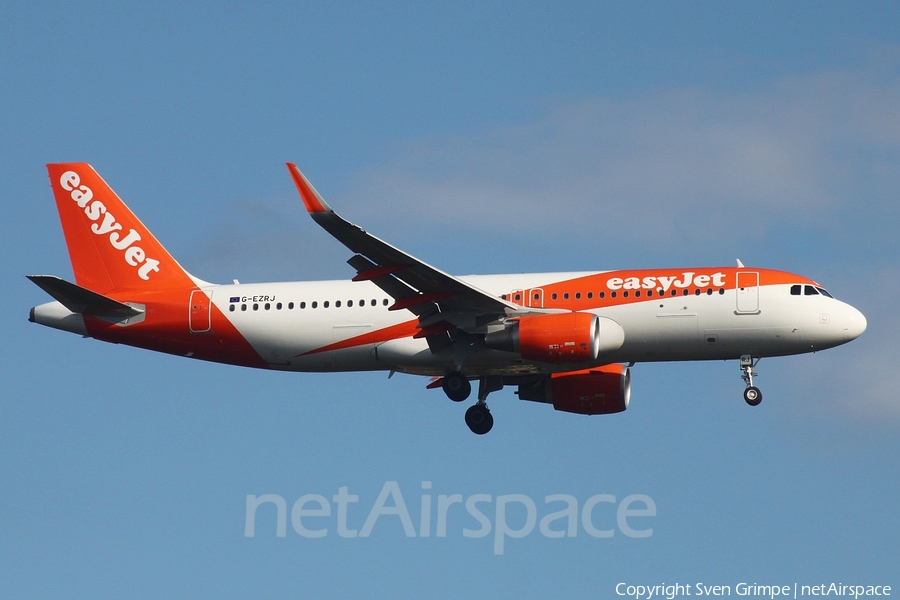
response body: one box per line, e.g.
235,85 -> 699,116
46,163 -> 199,294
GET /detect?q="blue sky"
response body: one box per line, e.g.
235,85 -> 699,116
2,2 -> 899,598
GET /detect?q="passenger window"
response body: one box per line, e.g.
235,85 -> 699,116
551,293 -> 558,300
563,293 -> 569,300
623,291 -> 629,298
291,302 -> 297,309
611,292 -> 617,298
791,285 -> 801,295
229,305 -> 235,312
335,300 -> 341,308
383,299 -> 389,306
635,291 -> 641,298
312,301 -> 318,309
276,302 -> 282,310
599,292 -> 605,299
348,300 -> 353,307
241,304 -> 247,311
324,301 -> 330,308
265,303 -> 271,310
587,292 -> 593,299
575,292 -> 581,299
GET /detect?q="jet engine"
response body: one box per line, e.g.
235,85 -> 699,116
517,364 -> 631,415
484,312 -> 624,364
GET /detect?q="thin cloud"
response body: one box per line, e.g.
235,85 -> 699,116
342,63 -> 900,247
185,197 -> 350,283
189,60 -> 900,278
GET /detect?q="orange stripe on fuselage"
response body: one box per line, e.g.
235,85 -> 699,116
513,267 -> 816,311
299,319 -> 420,357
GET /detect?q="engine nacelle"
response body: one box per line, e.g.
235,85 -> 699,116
519,312 -> 598,363
517,364 -> 631,415
485,312 -> 624,364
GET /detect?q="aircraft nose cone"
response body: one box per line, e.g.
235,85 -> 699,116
842,305 -> 867,342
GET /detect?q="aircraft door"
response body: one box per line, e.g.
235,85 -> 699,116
189,290 -> 212,333
527,288 -> 544,308
507,288 -> 543,308
736,272 -> 759,314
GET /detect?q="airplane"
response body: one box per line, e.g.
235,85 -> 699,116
28,163 -> 867,434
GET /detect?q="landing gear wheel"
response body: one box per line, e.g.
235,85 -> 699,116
465,404 -> 493,435
743,386 -> 762,406
442,371 -> 471,402
739,355 -> 762,407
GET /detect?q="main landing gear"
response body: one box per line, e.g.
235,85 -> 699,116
442,371 -> 471,402
740,354 -> 763,406
441,371 -> 500,435
465,404 -> 493,435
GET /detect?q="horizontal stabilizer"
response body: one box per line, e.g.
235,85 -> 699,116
27,275 -> 143,317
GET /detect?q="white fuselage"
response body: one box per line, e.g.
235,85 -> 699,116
196,271 -> 865,376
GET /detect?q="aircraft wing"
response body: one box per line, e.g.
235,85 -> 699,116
286,163 -> 548,350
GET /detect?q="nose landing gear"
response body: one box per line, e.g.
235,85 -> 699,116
740,354 -> 763,406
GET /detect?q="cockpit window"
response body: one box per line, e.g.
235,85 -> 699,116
792,283 -> 834,298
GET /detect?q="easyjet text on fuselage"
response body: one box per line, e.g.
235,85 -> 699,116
605,272 -> 727,292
